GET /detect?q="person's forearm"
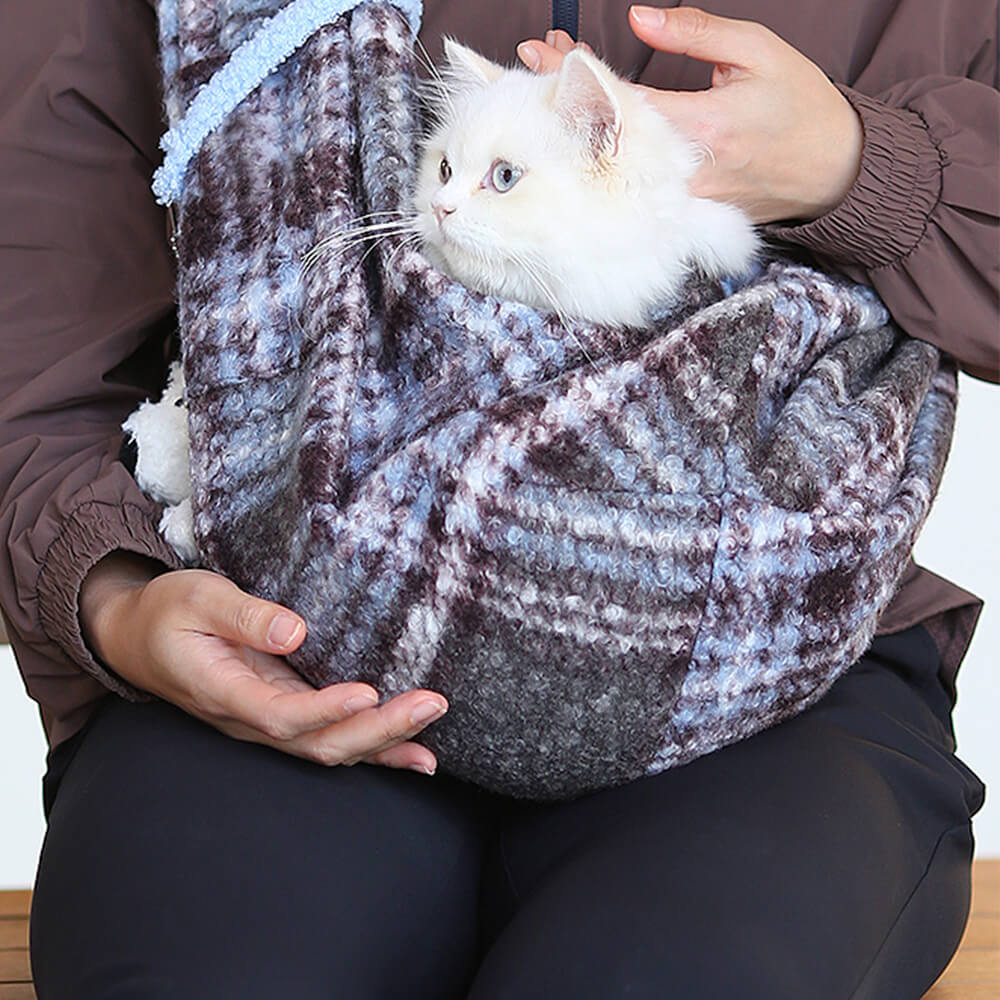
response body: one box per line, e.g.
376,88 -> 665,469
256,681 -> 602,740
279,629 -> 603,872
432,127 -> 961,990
79,551 -> 167,672
768,78 -> 999,381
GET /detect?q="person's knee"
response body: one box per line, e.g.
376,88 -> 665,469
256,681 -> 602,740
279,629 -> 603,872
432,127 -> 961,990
468,911 -> 853,1000
851,822 -> 975,1000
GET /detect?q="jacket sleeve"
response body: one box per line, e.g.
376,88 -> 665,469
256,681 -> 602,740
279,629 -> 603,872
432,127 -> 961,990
767,29 -> 999,382
0,0 -> 186,727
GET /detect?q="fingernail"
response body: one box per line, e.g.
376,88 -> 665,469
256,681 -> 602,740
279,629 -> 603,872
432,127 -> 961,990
344,694 -> 378,714
631,5 -> 665,27
267,613 -> 303,648
517,41 -> 540,70
409,762 -> 436,776
544,30 -> 556,46
410,700 -> 447,726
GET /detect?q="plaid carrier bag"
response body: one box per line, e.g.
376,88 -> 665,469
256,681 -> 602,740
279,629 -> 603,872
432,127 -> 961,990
145,0 -> 957,798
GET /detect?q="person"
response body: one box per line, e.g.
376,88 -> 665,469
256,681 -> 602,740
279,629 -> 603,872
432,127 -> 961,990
0,1 -> 995,996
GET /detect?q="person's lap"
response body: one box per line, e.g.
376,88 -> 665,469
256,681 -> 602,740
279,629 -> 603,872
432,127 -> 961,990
30,627 -> 984,999
469,629 -> 984,999
30,694 -> 495,999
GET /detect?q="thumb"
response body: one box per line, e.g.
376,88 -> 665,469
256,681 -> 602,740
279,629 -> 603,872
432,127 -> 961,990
628,6 -> 766,71
194,573 -> 306,653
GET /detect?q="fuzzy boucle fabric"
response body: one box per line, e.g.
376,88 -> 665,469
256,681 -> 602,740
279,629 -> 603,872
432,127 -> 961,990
152,0 -> 956,799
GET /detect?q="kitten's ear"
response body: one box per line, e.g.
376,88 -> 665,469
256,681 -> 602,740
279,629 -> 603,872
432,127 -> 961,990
442,37 -> 505,89
552,50 -> 623,161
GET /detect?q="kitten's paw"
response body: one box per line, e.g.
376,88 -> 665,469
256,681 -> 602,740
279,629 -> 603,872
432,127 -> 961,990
160,497 -> 199,565
122,359 -> 191,505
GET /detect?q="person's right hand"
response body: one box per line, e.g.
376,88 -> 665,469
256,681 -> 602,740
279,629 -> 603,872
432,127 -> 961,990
79,552 -> 448,774
518,8 -> 864,225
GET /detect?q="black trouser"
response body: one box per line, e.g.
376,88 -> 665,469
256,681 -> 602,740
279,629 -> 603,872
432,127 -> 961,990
30,626 -> 984,999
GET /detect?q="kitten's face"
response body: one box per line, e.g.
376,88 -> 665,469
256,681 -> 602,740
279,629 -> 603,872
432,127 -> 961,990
414,41 -> 757,327
415,45 -> 600,312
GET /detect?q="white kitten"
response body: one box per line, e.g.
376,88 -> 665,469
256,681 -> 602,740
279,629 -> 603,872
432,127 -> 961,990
414,39 -> 759,328
130,41 -> 760,565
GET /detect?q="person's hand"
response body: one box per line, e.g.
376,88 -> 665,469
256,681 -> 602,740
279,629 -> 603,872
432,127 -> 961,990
517,6 -> 863,224
79,552 -> 448,773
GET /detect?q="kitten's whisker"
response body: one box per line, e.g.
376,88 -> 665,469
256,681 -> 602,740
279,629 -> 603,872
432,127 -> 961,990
418,84 -> 458,124
528,252 -> 612,356
309,226 -> 414,256
357,225 -> 422,269
506,248 -> 600,373
412,37 -> 439,78
304,213 -> 411,262
345,210 -> 409,226
303,221 -> 421,273
516,249 -> 594,345
386,232 -> 423,272
418,87 -> 458,127
539,290 -> 600,372
311,219 -> 416,247
414,38 -> 458,123
312,229 -> 420,266
414,38 -> 447,89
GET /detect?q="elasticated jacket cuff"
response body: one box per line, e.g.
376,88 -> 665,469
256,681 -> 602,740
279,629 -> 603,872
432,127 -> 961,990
767,86 -> 944,270
36,496 -> 186,702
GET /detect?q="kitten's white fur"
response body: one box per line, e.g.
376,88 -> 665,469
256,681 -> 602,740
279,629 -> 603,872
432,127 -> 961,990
123,358 -> 198,563
415,39 -> 758,327
131,41 -> 759,563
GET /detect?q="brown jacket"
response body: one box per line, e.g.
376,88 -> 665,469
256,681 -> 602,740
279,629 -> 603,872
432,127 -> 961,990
1,0 -> 996,750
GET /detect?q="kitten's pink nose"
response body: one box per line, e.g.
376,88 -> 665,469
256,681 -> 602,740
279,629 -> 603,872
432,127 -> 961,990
433,203 -> 455,226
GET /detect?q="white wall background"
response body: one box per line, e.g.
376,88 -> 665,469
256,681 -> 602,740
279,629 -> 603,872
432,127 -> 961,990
0,649 -> 48,889
1,375 -> 997,888
912,374 -> 999,860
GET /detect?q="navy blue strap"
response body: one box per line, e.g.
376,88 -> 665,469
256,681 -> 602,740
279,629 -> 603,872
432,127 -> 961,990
551,0 -> 578,39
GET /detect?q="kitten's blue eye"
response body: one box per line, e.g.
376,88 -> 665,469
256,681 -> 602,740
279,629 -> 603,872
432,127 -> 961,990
439,157 -> 451,184
489,160 -> 522,193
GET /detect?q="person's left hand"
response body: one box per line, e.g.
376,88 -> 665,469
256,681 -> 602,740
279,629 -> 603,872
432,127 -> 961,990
517,6 -> 863,225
